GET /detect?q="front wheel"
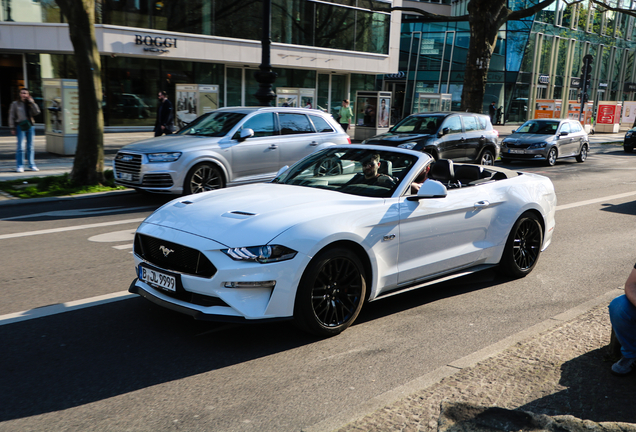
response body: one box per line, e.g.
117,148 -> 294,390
545,147 -> 557,166
625,145 -> 634,153
294,248 -> 366,337
183,163 -> 224,195
498,212 -> 543,278
575,143 -> 588,163
479,149 -> 495,166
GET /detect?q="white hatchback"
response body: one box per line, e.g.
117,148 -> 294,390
113,107 -> 350,194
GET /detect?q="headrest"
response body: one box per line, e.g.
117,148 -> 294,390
454,164 -> 483,182
379,159 -> 393,176
430,159 -> 454,181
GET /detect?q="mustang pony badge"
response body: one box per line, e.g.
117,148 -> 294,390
159,245 -> 174,257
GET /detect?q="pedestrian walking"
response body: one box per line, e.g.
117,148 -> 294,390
154,90 -> 174,137
339,99 -> 353,132
608,263 -> 636,375
9,88 -> 41,173
488,102 -> 496,124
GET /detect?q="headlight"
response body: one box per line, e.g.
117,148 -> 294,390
528,142 -> 548,149
147,152 -> 182,162
398,142 -> 417,150
223,245 -> 297,263
626,132 -> 633,138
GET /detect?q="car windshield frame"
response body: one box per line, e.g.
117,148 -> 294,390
515,120 -> 561,135
273,147 -> 419,198
389,115 -> 444,134
176,111 -> 247,137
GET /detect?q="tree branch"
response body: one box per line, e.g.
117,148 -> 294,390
508,0 -> 558,21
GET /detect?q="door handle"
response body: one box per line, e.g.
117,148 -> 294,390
269,144 -> 278,149
310,141 -> 319,146
474,200 -> 490,209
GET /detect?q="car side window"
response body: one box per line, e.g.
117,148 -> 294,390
463,116 -> 478,131
278,113 -> 314,135
442,116 -> 463,134
560,123 -> 571,134
235,113 -> 276,138
309,115 -> 335,133
476,116 -> 488,130
570,122 -> 582,132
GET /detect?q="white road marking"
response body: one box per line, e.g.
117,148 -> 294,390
1,206 -> 153,221
556,190 -> 636,211
0,217 -> 145,240
0,291 -> 136,326
113,243 -> 134,250
88,228 -> 137,243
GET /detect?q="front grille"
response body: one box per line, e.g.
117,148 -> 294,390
504,142 -> 532,149
142,173 -> 174,188
134,233 -> 217,278
114,152 -> 142,184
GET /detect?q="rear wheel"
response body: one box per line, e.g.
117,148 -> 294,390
294,247 -> 366,337
575,144 -> 588,163
479,149 -> 495,166
498,212 -> 543,278
183,163 -> 224,195
545,147 -> 557,166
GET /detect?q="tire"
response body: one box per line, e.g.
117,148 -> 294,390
498,212 -> 543,278
183,163 -> 224,195
624,146 -> 634,153
575,143 -> 588,163
314,157 -> 342,176
294,247 -> 367,337
545,147 -> 557,166
479,149 -> 495,166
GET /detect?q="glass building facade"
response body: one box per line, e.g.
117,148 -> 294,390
0,0 -> 393,128
395,0 -> 636,123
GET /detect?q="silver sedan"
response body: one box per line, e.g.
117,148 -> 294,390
500,119 -> 589,166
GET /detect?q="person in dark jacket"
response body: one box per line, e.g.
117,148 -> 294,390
9,88 -> 41,173
154,91 -> 174,137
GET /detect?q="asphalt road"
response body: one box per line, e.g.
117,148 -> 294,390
1,144 -> 636,431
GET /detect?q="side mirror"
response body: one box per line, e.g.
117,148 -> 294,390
275,165 -> 289,177
511,129 -> 516,133
438,127 -> 450,137
238,128 -> 255,142
407,179 -> 448,201
559,131 -> 569,137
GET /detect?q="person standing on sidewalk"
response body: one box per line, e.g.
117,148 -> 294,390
154,90 -> 174,137
9,88 -> 41,173
339,99 -> 353,132
608,264 -> 636,375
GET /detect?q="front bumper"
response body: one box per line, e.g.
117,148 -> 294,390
500,146 -> 548,160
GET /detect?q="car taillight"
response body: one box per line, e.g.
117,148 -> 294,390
493,130 -> 499,138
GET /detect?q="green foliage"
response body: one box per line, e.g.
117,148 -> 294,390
0,170 -> 126,199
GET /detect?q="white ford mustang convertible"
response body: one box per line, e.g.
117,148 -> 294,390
129,145 -> 556,336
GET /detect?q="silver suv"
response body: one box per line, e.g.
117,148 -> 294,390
113,107 -> 350,194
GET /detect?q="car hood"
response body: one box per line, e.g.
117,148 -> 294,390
504,133 -> 554,144
120,134 -> 221,153
365,132 -> 433,145
142,183 -> 385,247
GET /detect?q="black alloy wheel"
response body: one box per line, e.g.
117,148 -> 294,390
184,163 -> 224,195
294,248 -> 366,336
498,212 -> 543,278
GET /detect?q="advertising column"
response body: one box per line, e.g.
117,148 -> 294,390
596,101 -> 622,133
43,79 -> 79,155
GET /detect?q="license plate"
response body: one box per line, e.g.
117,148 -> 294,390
509,149 -> 525,154
139,265 -> 177,292
118,172 -> 133,181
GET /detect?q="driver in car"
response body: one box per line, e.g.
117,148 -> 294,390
347,154 -> 396,187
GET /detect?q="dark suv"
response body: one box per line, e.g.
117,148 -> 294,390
362,112 -> 500,165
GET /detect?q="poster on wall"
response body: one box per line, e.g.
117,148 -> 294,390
63,82 -> 80,135
43,83 -> 62,134
534,99 -> 561,119
176,84 -> 198,129
622,101 -> 636,126
199,85 -> 219,114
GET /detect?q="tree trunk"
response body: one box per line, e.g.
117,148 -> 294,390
56,0 -> 104,185
460,0 -> 507,114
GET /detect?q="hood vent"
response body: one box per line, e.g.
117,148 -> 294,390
222,210 -> 257,219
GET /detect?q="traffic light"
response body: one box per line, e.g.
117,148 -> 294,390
581,54 -> 594,93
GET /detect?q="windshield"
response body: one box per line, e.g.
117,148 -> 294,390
176,111 -> 246,137
516,120 -> 560,135
273,148 -> 419,198
390,115 -> 443,134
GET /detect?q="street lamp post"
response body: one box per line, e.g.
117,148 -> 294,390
254,0 -> 277,106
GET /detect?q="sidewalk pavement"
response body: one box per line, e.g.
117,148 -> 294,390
1,129 -> 635,430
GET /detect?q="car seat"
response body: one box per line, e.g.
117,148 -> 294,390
430,159 -> 454,184
379,160 -> 393,176
454,164 -> 483,186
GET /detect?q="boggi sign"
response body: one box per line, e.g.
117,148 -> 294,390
134,34 -> 178,53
